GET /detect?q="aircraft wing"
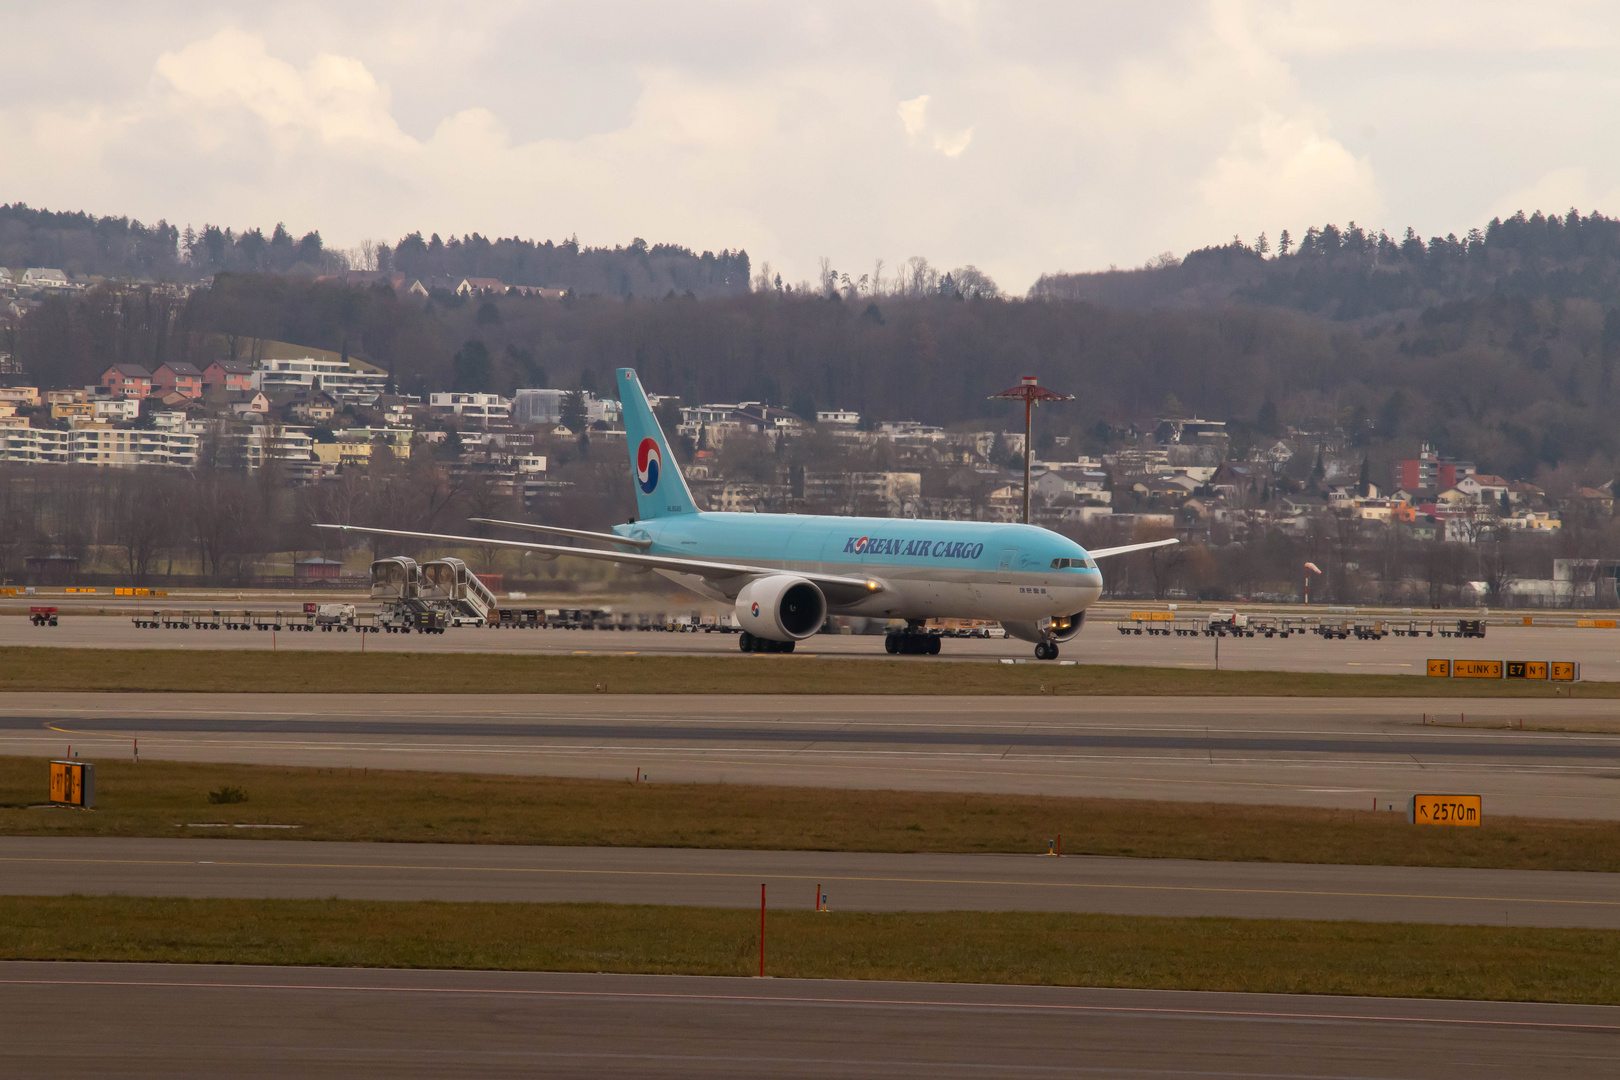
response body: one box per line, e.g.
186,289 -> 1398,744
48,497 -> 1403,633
1087,538 -> 1181,559
466,517 -> 654,550
314,523 -> 885,603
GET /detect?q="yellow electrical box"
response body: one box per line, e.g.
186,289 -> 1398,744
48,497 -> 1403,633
49,760 -> 95,808
1452,659 -> 1502,678
1410,794 -> 1481,826
1426,659 -> 1451,677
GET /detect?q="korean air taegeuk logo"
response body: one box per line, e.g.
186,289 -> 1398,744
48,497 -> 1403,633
636,437 -> 660,494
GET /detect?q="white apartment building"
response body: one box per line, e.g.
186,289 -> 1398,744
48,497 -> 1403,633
93,399 -> 140,421
816,409 -> 861,426
0,425 -> 199,467
429,392 -> 512,423
254,357 -> 388,405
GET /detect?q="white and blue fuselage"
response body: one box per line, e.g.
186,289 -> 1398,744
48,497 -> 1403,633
612,511 -> 1102,626
318,368 -> 1173,659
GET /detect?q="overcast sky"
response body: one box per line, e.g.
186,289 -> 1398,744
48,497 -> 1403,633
3,1 -> 1617,292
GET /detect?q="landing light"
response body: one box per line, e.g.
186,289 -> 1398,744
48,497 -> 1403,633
866,581 -> 879,590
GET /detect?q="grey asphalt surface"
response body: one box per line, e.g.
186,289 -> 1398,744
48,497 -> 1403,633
7,692 -> 1620,817
3,963 -> 1616,1079
9,613 -> 1620,677
6,837 -> 1619,928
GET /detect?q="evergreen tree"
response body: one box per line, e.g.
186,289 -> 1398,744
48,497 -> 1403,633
1256,398 -> 1279,437
559,389 -> 587,432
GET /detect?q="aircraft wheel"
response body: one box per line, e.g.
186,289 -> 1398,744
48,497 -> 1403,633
884,634 -> 900,654
781,640 -> 795,654
927,636 -> 941,655
1033,641 -> 1051,660
739,631 -> 754,653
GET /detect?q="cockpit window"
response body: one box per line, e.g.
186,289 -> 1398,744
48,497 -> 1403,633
1050,557 -> 1098,570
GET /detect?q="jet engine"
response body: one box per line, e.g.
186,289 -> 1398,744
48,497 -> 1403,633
1000,611 -> 1086,644
735,575 -> 827,642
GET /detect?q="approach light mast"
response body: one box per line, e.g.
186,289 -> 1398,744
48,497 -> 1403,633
989,376 -> 1074,525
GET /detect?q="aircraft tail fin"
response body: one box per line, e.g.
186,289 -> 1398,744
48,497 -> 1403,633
617,368 -> 699,519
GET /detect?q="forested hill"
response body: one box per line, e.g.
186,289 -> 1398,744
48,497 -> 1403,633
0,203 -> 749,298
1030,210 -> 1620,319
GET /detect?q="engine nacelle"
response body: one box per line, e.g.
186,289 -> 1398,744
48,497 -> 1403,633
1001,611 -> 1086,644
1049,611 -> 1086,642
735,575 -> 827,642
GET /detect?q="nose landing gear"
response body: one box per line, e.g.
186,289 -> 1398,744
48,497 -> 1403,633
1033,640 -> 1060,661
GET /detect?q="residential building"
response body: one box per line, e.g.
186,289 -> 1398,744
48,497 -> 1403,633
254,356 -> 388,405
93,399 -> 139,421
429,392 -> 512,423
879,420 -> 945,442
21,268 -> 69,288
1394,443 -> 1475,494
1455,474 -> 1509,504
229,391 -> 271,417
0,386 -> 41,407
202,360 -> 255,393
151,361 -> 204,399
312,436 -> 375,466
1033,468 -> 1110,505
0,424 -> 198,467
1155,417 -> 1227,444
285,390 -> 338,424
333,427 -> 413,459
511,389 -> 619,427
803,471 -> 921,516
101,363 -> 153,399
50,401 -> 96,421
816,409 -> 861,427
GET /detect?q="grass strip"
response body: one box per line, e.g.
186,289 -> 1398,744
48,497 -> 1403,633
2,895 -> 1616,1004
0,646 -> 1610,696
6,757 -> 1620,872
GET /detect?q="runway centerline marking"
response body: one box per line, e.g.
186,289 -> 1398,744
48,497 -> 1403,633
4,856 -> 1615,908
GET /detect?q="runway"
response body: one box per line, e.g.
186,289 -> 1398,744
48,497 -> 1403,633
3,963 -> 1615,1079
7,692 -> 1620,817
9,614 -> 1620,677
5,836 -> 1619,928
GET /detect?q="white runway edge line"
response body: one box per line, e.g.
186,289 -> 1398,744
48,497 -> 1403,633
2,974 -> 1618,1032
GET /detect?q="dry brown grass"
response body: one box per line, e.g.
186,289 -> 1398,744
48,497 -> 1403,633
4,756 -> 1618,871
2,896 -> 1617,1003
0,646 -> 1610,697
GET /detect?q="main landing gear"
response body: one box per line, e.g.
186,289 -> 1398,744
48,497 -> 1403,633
1033,640 -> 1061,661
739,631 -> 794,654
884,631 -> 941,656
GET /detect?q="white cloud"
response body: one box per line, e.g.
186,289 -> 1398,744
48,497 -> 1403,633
897,94 -> 930,137
3,3 -> 1620,291
1490,167 -> 1620,223
154,29 -> 412,150
1198,112 -> 1380,238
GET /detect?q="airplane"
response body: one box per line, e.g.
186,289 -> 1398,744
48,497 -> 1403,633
316,368 -> 1177,660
